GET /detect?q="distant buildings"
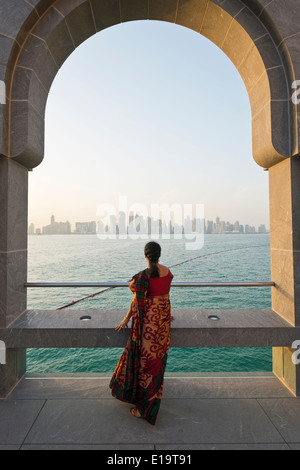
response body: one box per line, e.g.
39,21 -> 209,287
28,223 -> 35,235
41,215 -> 71,235
29,215 -> 269,235
74,221 -> 96,234
258,224 -> 266,233
205,217 -> 266,234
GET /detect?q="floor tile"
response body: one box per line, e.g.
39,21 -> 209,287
163,377 -> 292,399
0,400 -> 45,445
23,398 -> 284,445
21,444 -> 155,450
8,377 -> 111,400
258,398 -> 300,443
156,443 -> 290,450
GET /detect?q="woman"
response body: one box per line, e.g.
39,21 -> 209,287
109,241 -> 173,425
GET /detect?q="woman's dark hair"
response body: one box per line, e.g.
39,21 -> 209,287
144,241 -> 161,278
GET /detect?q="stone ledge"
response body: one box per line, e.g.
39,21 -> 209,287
0,309 -> 298,348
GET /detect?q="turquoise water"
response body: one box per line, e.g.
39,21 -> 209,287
27,233 -> 272,373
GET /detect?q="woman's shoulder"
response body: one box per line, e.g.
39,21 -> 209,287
132,269 -> 149,281
159,265 -> 168,274
154,265 -> 174,279
159,265 -> 173,278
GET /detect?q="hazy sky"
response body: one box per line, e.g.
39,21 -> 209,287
28,20 -> 270,230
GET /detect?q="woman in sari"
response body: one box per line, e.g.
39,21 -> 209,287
109,241 -> 173,425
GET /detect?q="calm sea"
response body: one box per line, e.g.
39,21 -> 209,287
27,233 -> 272,373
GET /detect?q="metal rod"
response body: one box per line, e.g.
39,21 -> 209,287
24,281 -> 275,288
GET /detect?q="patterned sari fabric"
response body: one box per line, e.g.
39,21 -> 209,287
109,270 -> 172,425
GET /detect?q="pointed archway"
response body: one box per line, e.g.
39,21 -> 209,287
0,0 -> 300,397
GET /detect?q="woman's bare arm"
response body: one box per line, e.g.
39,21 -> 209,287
115,298 -> 134,333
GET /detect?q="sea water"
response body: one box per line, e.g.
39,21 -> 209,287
26,233 -> 272,373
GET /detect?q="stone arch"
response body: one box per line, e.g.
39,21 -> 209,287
1,0 -> 298,170
2,0 -> 300,398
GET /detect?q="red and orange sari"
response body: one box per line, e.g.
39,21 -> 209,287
109,269 -> 172,425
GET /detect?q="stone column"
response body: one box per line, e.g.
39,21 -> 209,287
0,157 -> 27,398
270,157 -> 300,395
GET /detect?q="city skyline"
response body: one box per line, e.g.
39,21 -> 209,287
28,214 -> 268,236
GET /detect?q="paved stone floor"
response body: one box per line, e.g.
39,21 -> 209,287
0,372 -> 300,450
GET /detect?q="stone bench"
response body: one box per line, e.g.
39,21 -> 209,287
0,309 -> 298,349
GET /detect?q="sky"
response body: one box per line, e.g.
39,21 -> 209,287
28,20 -> 270,231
